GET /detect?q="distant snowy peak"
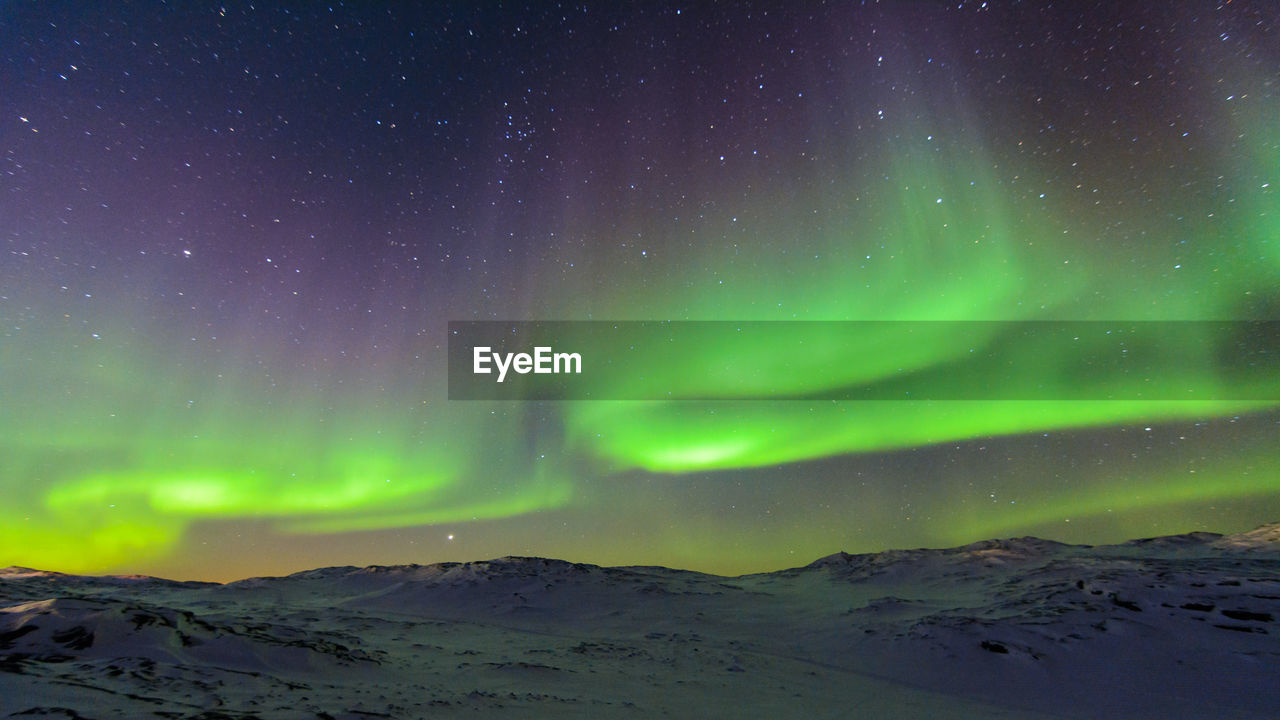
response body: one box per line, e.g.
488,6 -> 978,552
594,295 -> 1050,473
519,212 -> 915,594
0,567 -> 214,588
804,536 -> 1074,572
806,523 -> 1280,573
236,557 -> 605,586
956,536 -> 1078,555
1119,531 -> 1224,549
1118,522 -> 1280,553
0,567 -> 67,579
437,556 -> 604,579
1213,521 -> 1280,551
222,557 -> 636,606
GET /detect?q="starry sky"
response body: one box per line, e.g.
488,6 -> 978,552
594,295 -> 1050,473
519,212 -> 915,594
2,1 -> 1278,581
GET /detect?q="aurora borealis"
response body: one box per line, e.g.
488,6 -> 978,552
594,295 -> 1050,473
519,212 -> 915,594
2,2 -> 1277,580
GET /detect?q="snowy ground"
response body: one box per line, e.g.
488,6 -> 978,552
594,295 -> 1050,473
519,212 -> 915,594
2,524 -> 1277,719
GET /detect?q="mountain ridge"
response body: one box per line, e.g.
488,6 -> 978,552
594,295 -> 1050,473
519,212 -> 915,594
4,521 -> 1278,585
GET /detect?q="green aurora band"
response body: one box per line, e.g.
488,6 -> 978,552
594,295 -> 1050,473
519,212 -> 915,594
561,99 -> 1279,474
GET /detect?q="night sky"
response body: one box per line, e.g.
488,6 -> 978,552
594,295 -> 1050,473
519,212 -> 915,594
2,1 -> 1277,581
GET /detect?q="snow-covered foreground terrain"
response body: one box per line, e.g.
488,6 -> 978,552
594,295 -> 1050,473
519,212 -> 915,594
2,525 -> 1278,719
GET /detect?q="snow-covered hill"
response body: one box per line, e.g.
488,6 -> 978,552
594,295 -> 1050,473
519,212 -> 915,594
2,524 -> 1277,718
